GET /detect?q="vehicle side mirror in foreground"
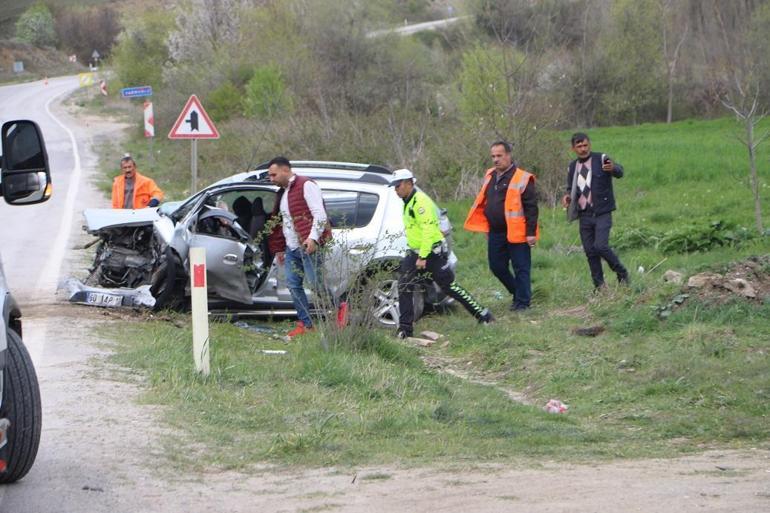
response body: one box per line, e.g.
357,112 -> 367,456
1,120 -> 52,205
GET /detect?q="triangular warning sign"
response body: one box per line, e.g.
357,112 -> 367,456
168,94 -> 219,139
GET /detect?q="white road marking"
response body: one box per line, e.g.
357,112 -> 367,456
35,90 -> 82,293
25,86 -> 81,365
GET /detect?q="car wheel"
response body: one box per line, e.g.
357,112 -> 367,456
370,271 -> 424,328
0,329 -> 42,483
150,248 -> 186,311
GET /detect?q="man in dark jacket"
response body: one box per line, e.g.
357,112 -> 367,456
562,133 -> 629,290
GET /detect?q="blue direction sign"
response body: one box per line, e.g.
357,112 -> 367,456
120,86 -> 153,98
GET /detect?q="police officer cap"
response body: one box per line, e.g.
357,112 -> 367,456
389,168 -> 416,186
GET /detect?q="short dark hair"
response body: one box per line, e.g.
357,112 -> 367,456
571,132 -> 590,146
267,156 -> 291,168
490,140 -> 513,154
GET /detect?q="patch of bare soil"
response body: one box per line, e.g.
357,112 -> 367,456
685,255 -> 770,304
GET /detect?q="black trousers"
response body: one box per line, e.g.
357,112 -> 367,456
398,250 -> 487,334
578,212 -> 627,287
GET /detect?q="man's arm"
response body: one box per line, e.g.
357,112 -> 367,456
521,180 -> 538,238
111,176 -> 121,208
561,163 -> 574,208
302,181 -> 328,254
148,178 -> 164,205
416,195 -> 440,258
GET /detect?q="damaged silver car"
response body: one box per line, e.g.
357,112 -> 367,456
72,161 -> 457,327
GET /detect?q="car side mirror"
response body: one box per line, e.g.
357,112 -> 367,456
1,120 -> 52,205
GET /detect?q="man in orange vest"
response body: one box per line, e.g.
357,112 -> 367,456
464,141 -> 539,311
111,154 -> 163,209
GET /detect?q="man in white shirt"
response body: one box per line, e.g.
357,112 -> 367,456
266,157 -> 343,338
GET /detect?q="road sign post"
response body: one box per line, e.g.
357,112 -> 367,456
120,86 -> 153,99
190,247 -> 210,376
168,95 -> 219,194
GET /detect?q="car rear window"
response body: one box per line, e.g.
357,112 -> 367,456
322,190 -> 379,228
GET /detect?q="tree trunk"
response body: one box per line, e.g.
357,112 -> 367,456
666,69 -> 674,124
745,120 -> 765,233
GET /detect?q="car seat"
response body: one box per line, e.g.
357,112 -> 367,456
249,197 -> 267,239
250,197 -> 269,266
232,196 -> 252,234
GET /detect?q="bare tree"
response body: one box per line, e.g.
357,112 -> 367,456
661,0 -> 689,123
721,87 -> 768,234
712,1 -> 768,234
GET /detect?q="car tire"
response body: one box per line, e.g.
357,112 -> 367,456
0,329 -> 42,484
369,271 -> 424,329
150,248 -> 186,311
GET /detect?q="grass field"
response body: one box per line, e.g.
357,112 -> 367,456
103,116 -> 770,470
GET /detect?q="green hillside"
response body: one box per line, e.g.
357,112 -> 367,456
0,0 -> 117,36
107,116 -> 770,468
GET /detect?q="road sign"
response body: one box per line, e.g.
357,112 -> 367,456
168,95 -> 219,139
144,101 -> 154,138
120,86 -> 153,98
78,73 -> 94,87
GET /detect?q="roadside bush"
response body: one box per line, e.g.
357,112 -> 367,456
657,220 -> 754,254
207,81 -> 242,122
242,64 -> 293,119
15,3 -> 57,47
110,9 -> 174,90
55,5 -> 120,63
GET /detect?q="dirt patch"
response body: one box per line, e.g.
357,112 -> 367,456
685,255 -> 770,304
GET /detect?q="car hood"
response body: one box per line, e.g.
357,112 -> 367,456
83,208 -> 160,232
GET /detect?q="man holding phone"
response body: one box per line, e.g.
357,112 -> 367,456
267,156 -> 339,338
562,133 -> 629,290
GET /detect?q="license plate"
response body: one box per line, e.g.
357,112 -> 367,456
85,292 -> 123,307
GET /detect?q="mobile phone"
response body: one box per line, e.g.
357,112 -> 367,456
602,153 -> 610,164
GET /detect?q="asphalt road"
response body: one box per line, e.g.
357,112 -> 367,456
0,76 -> 118,512
0,75 -> 85,298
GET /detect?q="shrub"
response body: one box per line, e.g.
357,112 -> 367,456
208,81 -> 242,122
15,3 -> 57,47
241,64 -> 293,119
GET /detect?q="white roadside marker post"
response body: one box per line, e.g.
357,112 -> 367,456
189,247 -> 210,376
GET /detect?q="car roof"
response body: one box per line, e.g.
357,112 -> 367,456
210,161 -> 395,187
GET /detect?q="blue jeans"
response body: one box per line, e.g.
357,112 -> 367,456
284,247 -> 326,328
487,231 -> 531,309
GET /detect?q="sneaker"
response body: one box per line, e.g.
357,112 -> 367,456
336,301 -> 349,328
287,321 -> 313,338
479,310 -> 495,324
617,271 -> 630,285
510,304 -> 529,312
395,328 -> 412,339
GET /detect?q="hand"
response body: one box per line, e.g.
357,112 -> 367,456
303,238 -> 318,254
602,159 -> 614,172
526,236 -> 537,248
276,251 -> 285,264
416,258 -> 427,270
148,198 -> 160,207
561,194 -> 571,209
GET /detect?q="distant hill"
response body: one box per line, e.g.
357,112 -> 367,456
0,0 -> 121,38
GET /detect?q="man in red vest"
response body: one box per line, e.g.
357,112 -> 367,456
267,156 -> 344,338
111,154 -> 163,209
464,141 -> 539,311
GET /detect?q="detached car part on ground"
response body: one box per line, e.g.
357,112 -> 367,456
72,162 -> 457,327
0,120 -> 50,483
